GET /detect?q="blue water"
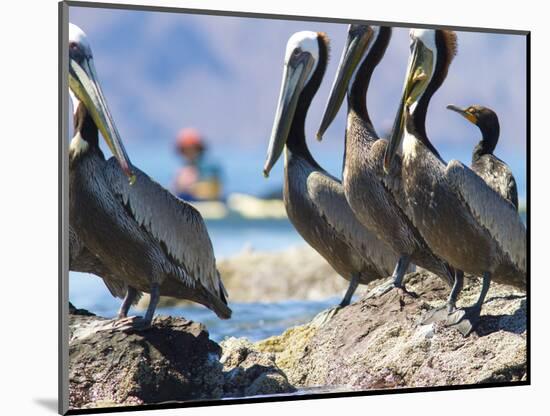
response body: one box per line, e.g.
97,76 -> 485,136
70,282 -> 336,343
69,216 -> 335,342
69,213 -> 528,342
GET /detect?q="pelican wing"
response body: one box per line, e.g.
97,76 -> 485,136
445,160 -> 526,271
70,226 -> 140,301
104,158 -> 224,298
306,171 -> 397,276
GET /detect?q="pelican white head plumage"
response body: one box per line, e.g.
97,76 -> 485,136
263,31 -> 325,177
68,23 -> 135,183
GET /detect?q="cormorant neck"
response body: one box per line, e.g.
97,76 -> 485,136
286,36 -> 327,170
347,27 -> 391,132
473,121 -> 499,161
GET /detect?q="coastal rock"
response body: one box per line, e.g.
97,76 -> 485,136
220,337 -> 295,397
69,268 -> 526,409
256,270 -> 527,389
69,312 -> 295,410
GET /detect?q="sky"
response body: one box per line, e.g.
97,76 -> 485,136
68,6 -> 527,202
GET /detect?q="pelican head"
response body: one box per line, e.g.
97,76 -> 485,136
384,29 -> 457,173
316,25 -> 375,140
68,23 -> 135,184
263,31 -> 325,177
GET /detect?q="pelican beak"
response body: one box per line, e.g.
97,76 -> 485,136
69,55 -> 136,184
447,104 -> 478,124
384,38 -> 434,173
263,51 -> 315,177
317,26 -> 373,141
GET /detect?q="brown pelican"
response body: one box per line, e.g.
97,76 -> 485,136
384,29 -> 526,335
70,226 -> 143,311
447,104 -> 519,209
316,25 -> 454,297
68,23 -> 230,329
263,31 -> 400,309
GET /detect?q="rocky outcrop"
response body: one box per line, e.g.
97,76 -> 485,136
256,270 -> 527,389
69,269 -> 526,410
220,338 -> 295,397
68,312 -> 294,410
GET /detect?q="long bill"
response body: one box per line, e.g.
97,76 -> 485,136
446,104 -> 477,124
383,37 -> 433,173
316,26 -> 372,141
263,53 -> 314,177
69,56 -> 136,184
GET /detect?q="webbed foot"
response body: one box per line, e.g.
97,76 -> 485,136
422,305 -> 453,325
444,306 -> 482,336
311,306 -> 341,327
365,279 -> 399,299
104,316 -> 152,332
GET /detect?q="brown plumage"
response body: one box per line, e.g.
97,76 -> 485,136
68,24 -> 230,330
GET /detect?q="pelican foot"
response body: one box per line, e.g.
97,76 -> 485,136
365,280 -> 414,299
421,302 -> 458,325
444,306 -> 482,336
108,316 -> 152,332
422,305 -> 451,325
311,306 -> 341,327
365,280 -> 397,299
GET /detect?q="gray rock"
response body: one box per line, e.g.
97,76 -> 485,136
257,270 -> 527,390
68,311 -> 295,410
220,337 -> 295,397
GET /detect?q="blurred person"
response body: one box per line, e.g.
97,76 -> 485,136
173,128 -> 223,201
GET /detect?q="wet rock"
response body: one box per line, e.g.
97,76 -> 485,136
69,269 -> 526,409
220,337 -> 295,397
69,314 -> 223,409
69,311 -> 295,410
257,270 -> 527,389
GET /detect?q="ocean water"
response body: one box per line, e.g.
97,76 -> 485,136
69,217 -> 338,342
69,213 -> 528,342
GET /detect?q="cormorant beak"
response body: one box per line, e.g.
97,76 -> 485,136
446,104 -> 477,124
69,55 -> 136,185
316,26 -> 373,141
384,38 -> 434,173
263,51 -> 315,177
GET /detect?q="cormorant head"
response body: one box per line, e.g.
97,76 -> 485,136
68,23 -> 135,184
263,31 -> 328,177
447,104 -> 500,152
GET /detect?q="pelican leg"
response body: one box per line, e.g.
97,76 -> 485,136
143,283 -> 160,324
366,255 -> 411,299
311,275 -> 360,327
112,283 -> 160,331
392,255 -> 411,289
422,270 -> 464,325
446,270 -> 464,312
446,272 -> 491,336
339,274 -> 359,307
117,286 -> 138,319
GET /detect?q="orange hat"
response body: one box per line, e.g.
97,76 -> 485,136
176,128 -> 204,150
